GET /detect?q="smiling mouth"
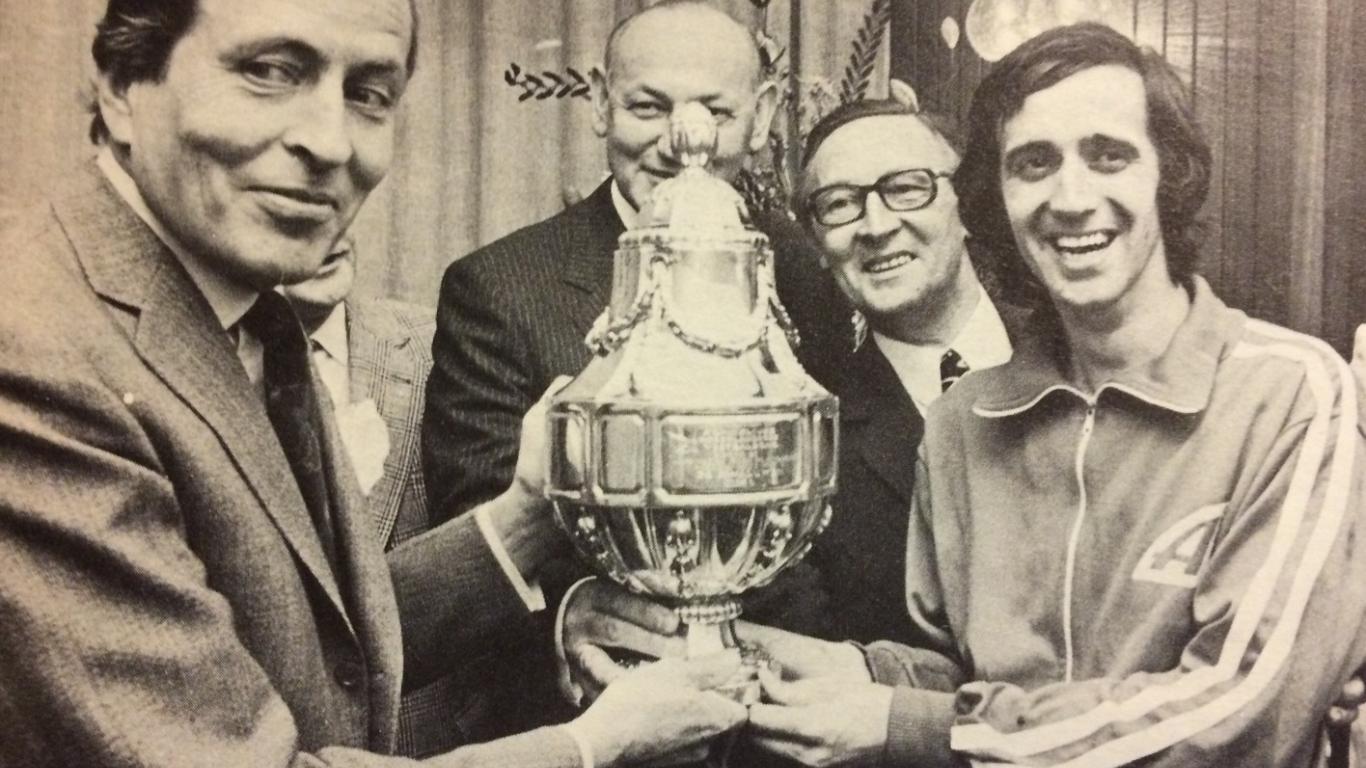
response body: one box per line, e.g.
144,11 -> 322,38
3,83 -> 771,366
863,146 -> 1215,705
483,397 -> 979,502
1050,230 -> 1117,254
863,251 -> 914,274
252,187 -> 339,227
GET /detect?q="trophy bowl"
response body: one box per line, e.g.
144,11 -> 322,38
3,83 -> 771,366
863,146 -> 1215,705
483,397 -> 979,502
545,104 -> 838,701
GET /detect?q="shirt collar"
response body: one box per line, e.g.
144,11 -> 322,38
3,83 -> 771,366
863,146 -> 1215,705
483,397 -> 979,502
97,148 -> 258,332
946,287 -> 1013,370
972,277 -> 1238,417
610,179 -> 639,230
870,285 -> 1013,413
310,302 -> 350,366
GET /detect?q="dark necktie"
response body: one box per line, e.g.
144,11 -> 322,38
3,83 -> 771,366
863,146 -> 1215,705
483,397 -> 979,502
940,347 -> 970,392
240,291 -> 336,564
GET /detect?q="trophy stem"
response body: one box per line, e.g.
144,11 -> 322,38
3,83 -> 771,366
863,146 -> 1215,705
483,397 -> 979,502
677,598 -> 743,657
675,599 -> 771,705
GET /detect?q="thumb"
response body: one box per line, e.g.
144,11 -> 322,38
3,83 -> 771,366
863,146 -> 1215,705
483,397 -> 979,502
758,666 -> 810,706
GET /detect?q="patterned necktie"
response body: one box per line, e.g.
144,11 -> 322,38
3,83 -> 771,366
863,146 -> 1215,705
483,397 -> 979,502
940,347 -> 970,392
240,291 -> 335,563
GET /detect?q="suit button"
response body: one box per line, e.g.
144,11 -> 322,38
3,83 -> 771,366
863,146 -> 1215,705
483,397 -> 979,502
334,659 -> 365,691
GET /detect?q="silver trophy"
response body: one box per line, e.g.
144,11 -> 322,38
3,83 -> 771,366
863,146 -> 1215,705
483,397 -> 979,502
545,103 -> 838,701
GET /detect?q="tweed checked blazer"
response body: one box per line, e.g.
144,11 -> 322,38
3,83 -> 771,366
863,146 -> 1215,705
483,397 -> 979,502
347,299 -> 507,757
348,298 -> 437,550
0,164 -> 580,768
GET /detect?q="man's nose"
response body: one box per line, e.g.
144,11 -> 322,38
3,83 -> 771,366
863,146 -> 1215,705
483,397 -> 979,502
281,83 -> 353,170
856,191 -> 899,240
1046,158 -> 1100,217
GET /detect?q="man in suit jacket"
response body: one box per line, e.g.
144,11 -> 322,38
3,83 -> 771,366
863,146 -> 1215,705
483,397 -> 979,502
285,240 -> 505,757
423,0 -> 847,525
794,98 -> 1020,648
421,0 -> 846,734
0,1 -> 750,765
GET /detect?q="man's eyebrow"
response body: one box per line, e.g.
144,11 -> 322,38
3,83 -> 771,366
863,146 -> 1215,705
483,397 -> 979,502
1080,134 -> 1140,156
221,37 -> 319,65
351,60 -> 407,82
1002,140 -> 1054,161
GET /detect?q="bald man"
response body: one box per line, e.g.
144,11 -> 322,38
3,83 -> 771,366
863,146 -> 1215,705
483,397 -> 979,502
421,0 -> 846,738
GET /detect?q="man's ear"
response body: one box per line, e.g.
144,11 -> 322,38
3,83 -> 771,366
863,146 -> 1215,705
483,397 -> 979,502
747,80 -> 779,154
95,73 -> 136,147
590,66 -> 610,138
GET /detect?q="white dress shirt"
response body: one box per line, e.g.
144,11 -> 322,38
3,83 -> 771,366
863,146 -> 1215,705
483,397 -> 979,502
873,286 -> 1013,414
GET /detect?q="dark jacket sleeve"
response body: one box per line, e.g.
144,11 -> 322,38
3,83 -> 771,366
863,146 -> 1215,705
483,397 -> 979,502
422,253 -> 536,523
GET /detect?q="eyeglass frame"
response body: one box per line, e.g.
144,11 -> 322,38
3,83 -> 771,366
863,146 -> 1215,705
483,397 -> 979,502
803,168 -> 956,228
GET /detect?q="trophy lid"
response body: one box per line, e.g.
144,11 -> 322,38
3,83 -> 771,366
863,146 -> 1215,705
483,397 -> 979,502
637,102 -> 751,232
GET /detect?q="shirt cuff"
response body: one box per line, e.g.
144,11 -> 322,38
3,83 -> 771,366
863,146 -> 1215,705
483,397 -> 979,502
474,504 -> 546,612
555,576 -> 597,706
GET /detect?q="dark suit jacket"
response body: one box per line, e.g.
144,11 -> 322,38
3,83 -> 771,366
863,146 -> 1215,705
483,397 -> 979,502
809,341 -> 926,646
809,301 -> 1031,647
0,165 -> 579,768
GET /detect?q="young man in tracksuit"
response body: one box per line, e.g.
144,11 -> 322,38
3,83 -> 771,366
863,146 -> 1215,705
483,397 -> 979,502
741,23 -> 1366,767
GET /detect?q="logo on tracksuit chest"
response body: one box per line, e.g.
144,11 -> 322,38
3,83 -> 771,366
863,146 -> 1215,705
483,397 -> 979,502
1131,504 -> 1226,588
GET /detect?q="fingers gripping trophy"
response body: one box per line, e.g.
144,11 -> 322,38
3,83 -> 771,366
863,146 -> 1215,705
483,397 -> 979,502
545,102 -> 838,703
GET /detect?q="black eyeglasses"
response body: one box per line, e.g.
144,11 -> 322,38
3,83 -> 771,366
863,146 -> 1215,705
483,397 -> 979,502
806,168 -> 954,227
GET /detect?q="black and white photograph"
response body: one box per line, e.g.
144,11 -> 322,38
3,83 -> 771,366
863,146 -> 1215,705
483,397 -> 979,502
1,1 -> 1364,766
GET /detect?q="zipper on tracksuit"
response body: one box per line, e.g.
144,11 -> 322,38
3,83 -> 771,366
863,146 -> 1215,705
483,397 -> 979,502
1062,397 -> 1097,683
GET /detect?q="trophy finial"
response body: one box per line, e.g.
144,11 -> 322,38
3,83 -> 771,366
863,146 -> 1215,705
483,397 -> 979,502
671,102 -> 718,170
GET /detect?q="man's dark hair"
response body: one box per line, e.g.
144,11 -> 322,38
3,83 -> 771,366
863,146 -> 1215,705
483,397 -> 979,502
794,97 -> 961,228
89,0 -> 420,144
954,22 -> 1211,308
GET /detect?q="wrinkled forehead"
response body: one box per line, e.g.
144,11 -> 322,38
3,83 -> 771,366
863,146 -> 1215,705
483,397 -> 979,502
806,115 -> 958,190
999,65 -> 1151,154
606,6 -> 761,91
191,0 -> 414,72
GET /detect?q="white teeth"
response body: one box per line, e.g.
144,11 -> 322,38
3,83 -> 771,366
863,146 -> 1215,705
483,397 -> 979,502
1053,232 -> 1113,253
865,253 -> 912,273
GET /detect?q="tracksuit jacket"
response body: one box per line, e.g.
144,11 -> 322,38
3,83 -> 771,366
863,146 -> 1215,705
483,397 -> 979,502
864,278 -> 1366,767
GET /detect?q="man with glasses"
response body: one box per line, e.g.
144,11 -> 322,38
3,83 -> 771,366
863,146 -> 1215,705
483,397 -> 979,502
786,97 -> 1018,647
422,0 -> 844,735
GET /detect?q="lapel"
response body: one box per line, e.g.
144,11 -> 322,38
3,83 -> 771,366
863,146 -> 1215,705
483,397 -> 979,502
838,342 -> 923,503
55,165 -> 355,634
556,179 -> 624,319
315,361 -> 404,728
345,300 -> 420,545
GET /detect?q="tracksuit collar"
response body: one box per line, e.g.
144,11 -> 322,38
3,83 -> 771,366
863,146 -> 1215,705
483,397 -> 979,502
972,277 -> 1237,417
